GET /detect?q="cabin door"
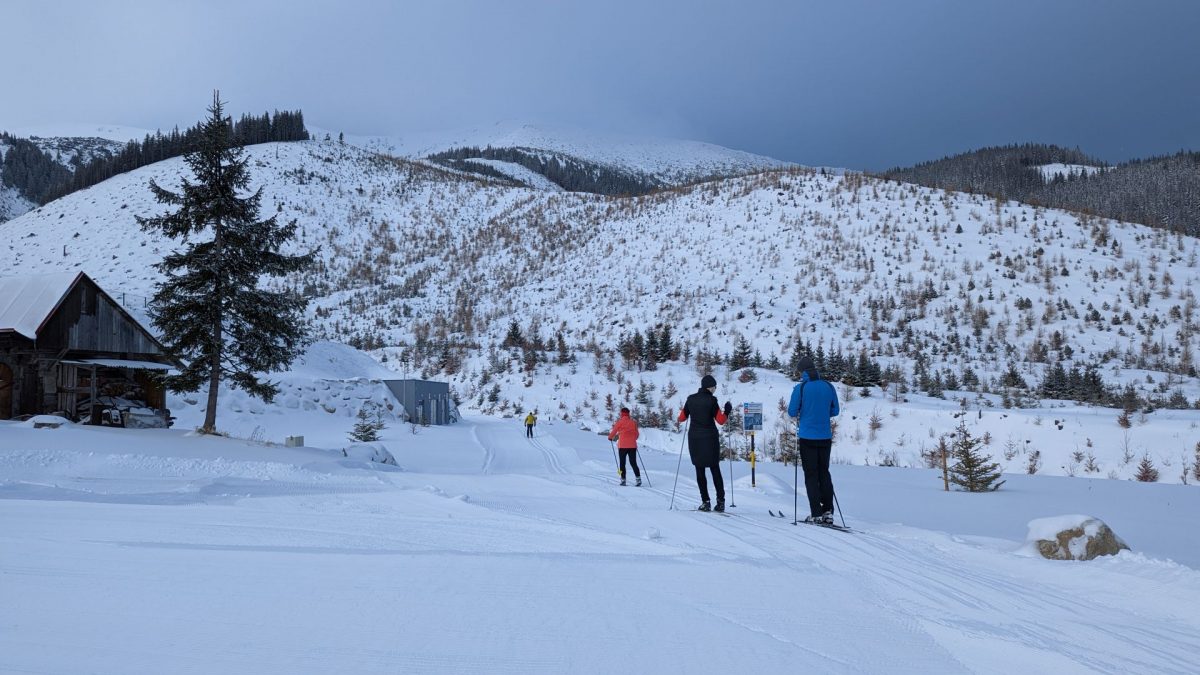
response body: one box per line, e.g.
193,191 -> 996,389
0,363 -> 12,420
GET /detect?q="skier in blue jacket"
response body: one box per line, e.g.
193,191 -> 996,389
787,355 -> 841,524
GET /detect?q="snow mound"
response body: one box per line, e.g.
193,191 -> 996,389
23,414 -> 73,429
282,341 -> 396,381
341,442 -> 398,466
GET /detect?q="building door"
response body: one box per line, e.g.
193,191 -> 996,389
0,363 -> 12,420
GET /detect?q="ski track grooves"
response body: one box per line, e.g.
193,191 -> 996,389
528,437 -> 568,475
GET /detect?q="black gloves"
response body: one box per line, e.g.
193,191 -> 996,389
723,401 -> 732,417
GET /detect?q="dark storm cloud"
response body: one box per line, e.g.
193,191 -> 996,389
2,0 -> 1197,169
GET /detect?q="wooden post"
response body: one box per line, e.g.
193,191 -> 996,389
941,436 -> 950,491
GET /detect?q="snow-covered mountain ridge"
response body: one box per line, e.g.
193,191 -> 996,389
3,138 -> 1200,483
321,121 -> 795,188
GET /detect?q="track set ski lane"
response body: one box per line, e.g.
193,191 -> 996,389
470,425 -> 1200,673
527,437 -> 569,475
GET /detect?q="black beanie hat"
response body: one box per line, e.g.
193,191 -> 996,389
797,356 -> 815,373
701,374 -> 717,389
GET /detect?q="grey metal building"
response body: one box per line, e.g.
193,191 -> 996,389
383,379 -> 457,425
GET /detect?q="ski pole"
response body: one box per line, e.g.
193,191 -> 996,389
609,439 -> 621,478
634,448 -> 652,487
793,438 -> 799,525
727,448 -> 735,508
833,491 -> 846,528
669,420 -> 689,510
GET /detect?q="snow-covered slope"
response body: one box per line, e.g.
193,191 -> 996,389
2,411 -> 1198,673
1,122 -> 155,144
0,184 -> 32,222
1037,163 -> 1109,181
322,121 -> 794,185
3,139 -> 1200,485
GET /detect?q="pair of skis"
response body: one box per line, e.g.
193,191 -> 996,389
768,509 -> 855,533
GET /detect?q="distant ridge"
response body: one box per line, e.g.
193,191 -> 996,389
881,143 -> 1200,234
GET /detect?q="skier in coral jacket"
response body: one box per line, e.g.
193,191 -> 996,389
678,374 -> 731,511
608,407 -> 642,486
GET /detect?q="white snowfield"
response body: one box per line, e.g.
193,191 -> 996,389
2,406 -> 1198,674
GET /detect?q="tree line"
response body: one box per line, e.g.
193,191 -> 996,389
0,109 -> 308,208
428,145 -> 662,196
880,143 -> 1200,234
0,133 -> 73,204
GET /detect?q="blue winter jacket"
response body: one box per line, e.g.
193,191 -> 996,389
787,371 -> 840,440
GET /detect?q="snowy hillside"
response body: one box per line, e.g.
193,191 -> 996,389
0,184 -> 32,222
322,121 -> 794,186
0,123 -> 156,143
1037,163 -> 1109,181
4,139 -> 1200,484
2,408 -> 1199,673
0,125 -> 144,222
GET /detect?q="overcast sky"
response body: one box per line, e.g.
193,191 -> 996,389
3,0 -> 1197,169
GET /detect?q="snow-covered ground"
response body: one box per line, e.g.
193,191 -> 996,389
3,393 -> 1199,673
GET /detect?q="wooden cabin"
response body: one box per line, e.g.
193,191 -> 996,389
0,271 -> 179,423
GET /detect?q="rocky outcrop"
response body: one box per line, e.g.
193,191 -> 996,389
1028,515 -> 1129,561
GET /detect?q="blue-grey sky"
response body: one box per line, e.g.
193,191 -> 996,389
3,0 -> 1198,169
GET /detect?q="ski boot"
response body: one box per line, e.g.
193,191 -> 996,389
698,501 -> 712,512
714,500 -> 725,513
820,511 -> 834,525
620,478 -> 626,486
635,477 -> 642,487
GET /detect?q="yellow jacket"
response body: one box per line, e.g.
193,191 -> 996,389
525,413 -> 537,425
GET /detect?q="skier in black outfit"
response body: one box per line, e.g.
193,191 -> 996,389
678,374 -> 732,512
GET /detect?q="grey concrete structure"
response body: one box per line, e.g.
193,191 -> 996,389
383,379 -> 456,425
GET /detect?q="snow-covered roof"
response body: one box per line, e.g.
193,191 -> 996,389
63,358 -> 179,374
0,271 -> 84,340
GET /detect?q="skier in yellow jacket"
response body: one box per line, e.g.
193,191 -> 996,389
524,411 -> 537,438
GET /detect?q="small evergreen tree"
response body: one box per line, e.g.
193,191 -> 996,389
947,421 -> 1006,492
1134,454 -> 1159,482
349,403 -> 386,442
137,92 -> 314,434
502,320 -> 524,349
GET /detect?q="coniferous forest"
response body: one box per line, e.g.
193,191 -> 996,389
881,144 -> 1200,235
1,109 -> 308,207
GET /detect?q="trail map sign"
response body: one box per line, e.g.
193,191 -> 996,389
742,402 -> 763,432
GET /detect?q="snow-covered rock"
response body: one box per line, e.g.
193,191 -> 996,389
25,414 -> 72,429
341,442 -> 398,466
1026,514 -> 1130,561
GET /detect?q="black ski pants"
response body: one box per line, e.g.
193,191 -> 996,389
695,463 -> 724,504
798,438 -> 835,517
526,424 -> 534,438
619,448 -> 641,479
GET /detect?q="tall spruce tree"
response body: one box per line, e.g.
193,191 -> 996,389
947,421 -> 1006,492
137,92 -> 314,434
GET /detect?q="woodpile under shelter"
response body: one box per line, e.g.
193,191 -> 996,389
0,271 -> 179,425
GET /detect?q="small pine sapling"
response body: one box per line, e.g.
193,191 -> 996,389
948,421 -> 1006,492
349,403 -> 386,442
1135,454 -> 1160,482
